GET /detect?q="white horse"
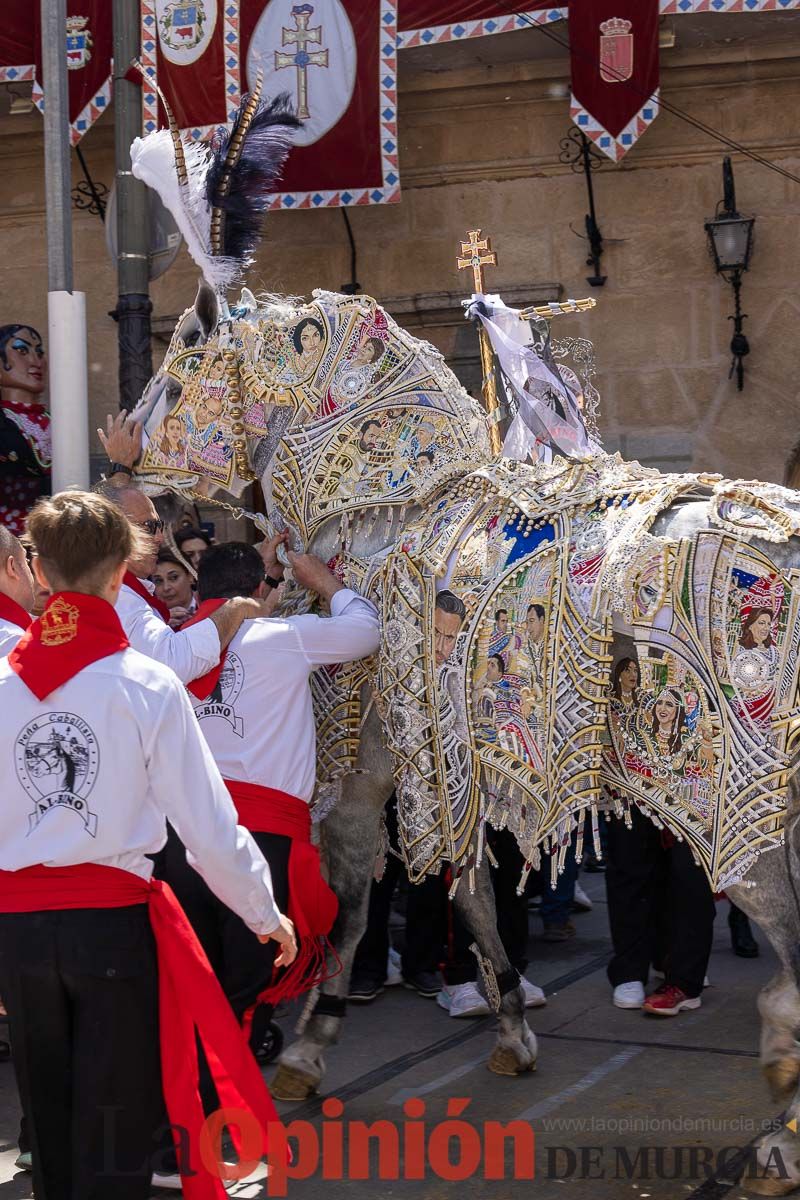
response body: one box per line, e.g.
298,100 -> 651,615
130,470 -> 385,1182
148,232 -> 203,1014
135,284 -> 800,1193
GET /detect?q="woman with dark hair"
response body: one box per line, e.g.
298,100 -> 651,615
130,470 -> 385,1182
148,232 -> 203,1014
152,548 -> 196,628
155,413 -> 188,469
649,686 -> 686,757
291,317 -> 325,376
175,525 -> 213,572
0,324 -> 50,534
612,656 -> 639,702
605,664 -> 715,1016
731,605 -> 778,728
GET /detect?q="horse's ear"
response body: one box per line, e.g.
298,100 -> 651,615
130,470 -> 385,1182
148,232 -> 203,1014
194,279 -> 220,341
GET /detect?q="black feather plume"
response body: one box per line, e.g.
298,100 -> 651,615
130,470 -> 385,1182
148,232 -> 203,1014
206,91 -> 301,270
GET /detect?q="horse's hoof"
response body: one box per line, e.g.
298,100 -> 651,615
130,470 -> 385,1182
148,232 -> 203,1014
271,1063 -> 319,1101
764,1059 -> 800,1103
488,1044 -> 537,1077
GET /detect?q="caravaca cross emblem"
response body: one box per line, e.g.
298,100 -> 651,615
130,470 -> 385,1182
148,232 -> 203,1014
599,16 -> 634,84
65,15 -> 92,71
275,3 -> 329,121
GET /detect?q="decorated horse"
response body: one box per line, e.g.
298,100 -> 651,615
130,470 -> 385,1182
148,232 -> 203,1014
130,83 -> 800,1192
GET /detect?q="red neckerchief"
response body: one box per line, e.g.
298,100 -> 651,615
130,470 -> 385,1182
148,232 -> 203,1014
181,598 -> 227,699
0,593 -> 32,633
9,592 -> 129,701
123,570 -> 171,623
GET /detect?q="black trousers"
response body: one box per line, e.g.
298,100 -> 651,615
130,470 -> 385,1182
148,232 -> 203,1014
155,824 -> 290,1116
445,827 -> 529,985
353,798 -> 529,985
0,905 -> 163,1200
352,795 -> 444,983
605,805 -> 716,997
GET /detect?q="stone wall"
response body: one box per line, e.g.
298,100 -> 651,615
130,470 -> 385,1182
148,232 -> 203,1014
0,21 -> 799,490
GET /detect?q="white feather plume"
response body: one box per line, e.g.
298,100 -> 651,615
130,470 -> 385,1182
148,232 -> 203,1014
130,130 -> 241,293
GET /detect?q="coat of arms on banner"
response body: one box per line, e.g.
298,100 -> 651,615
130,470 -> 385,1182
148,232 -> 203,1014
599,17 -> 633,83
66,15 -> 92,71
158,2 -> 210,55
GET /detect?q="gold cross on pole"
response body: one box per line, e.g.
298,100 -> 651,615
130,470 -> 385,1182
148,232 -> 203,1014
275,4 -> 329,121
457,228 -> 501,455
457,228 -> 497,295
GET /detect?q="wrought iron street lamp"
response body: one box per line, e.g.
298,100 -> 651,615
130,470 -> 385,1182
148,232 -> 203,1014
560,126 -> 606,288
705,157 -> 755,391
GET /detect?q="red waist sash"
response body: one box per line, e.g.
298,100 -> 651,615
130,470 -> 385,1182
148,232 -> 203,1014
226,780 -> 340,1005
0,863 -> 284,1198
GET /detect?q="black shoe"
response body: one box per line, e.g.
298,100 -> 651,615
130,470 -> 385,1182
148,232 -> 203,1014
583,855 -> 606,873
348,977 -> 385,1003
402,971 -> 441,998
728,907 -> 759,958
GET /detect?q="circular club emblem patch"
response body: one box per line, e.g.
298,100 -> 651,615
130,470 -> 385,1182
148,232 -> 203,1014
195,651 -> 245,737
15,712 -> 100,837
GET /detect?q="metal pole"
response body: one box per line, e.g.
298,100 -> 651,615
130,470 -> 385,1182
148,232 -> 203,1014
41,0 -> 72,292
41,0 -> 90,490
111,0 -> 152,411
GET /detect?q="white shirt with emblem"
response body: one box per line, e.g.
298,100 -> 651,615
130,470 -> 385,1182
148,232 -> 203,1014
0,647 -> 282,935
0,617 -> 24,658
191,588 -> 380,803
116,581 -> 220,684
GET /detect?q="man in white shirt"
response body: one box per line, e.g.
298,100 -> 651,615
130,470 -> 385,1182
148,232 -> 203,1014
100,483 -> 259,684
0,526 -> 35,655
159,539 -> 380,1060
0,491 -> 296,1199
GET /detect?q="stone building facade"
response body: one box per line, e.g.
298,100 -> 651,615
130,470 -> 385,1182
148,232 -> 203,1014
0,11 -> 798,504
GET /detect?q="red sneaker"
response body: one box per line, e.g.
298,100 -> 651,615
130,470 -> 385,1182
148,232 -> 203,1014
642,984 -> 701,1016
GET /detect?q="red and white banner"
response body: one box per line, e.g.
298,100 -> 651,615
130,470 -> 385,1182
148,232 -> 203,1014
241,0 -> 398,209
397,2 -> 564,49
567,0 -> 660,161
0,1 -> 112,145
140,0 -> 238,138
142,0 -> 399,209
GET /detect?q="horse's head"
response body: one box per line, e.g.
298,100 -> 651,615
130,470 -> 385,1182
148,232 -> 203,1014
136,285 -> 493,548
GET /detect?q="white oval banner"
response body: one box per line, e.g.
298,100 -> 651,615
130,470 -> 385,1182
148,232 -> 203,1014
247,1 -> 357,148
156,0 -> 218,67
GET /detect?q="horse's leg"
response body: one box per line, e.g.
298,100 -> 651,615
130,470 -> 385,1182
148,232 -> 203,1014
728,791 -> 800,1194
452,857 -> 537,1076
272,704 -> 395,1101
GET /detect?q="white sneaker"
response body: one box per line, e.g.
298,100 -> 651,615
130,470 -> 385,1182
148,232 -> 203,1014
386,946 -> 403,986
703,974 -> 710,988
520,976 -> 547,1008
437,982 -> 491,1018
613,981 -> 645,1009
573,882 -> 593,912
151,1171 -> 183,1190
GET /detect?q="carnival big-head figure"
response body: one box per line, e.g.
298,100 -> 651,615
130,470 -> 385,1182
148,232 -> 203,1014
0,324 -> 51,535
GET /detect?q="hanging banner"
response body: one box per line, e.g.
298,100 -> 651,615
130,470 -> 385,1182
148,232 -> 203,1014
0,1 -> 35,85
567,0 -> 659,162
140,0 -> 238,138
239,0 -> 398,209
0,2 -> 112,144
397,2 -> 564,49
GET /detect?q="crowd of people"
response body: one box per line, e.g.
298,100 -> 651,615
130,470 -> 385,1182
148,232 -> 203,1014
0,412 -> 763,1199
